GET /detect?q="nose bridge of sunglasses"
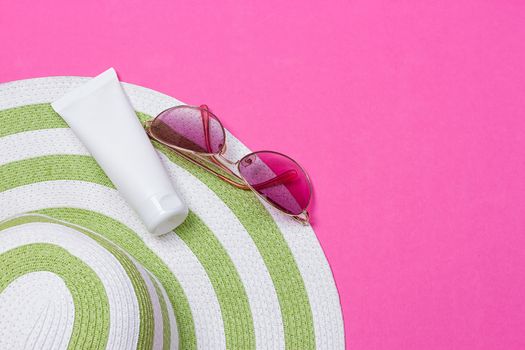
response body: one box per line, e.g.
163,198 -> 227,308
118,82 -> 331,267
216,153 -> 237,166
180,151 -> 251,190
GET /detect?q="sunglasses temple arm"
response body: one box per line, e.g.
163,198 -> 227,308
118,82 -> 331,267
179,151 -> 299,193
248,169 -> 298,191
173,149 -> 251,190
184,149 -> 310,225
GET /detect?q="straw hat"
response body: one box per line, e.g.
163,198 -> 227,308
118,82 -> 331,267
0,76 -> 344,349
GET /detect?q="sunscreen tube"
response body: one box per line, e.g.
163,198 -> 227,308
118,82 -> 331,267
51,68 -> 188,235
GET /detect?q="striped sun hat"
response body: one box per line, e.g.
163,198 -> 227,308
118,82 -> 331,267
0,77 -> 344,349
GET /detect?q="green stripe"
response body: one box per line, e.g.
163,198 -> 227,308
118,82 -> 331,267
0,103 -> 316,348
178,212 -> 255,349
0,103 -> 67,138
150,275 -> 171,350
0,243 -> 109,350
0,214 -> 155,350
0,155 -> 111,192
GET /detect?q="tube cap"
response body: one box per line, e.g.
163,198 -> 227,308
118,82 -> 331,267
138,193 -> 189,236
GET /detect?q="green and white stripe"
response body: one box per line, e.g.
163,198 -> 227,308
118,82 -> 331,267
0,215 -> 175,349
0,78 -> 344,349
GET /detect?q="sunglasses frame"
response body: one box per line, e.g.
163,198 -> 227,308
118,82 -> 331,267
144,105 -> 312,224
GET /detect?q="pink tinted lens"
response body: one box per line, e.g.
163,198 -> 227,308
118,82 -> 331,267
238,151 -> 311,215
150,105 -> 225,154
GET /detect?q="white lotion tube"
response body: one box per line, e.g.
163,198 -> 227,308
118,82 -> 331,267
51,68 -> 188,235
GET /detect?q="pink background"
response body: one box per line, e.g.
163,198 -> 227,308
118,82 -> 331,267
1,1 -> 525,348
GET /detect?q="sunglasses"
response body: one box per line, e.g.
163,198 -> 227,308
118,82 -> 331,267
144,105 -> 312,224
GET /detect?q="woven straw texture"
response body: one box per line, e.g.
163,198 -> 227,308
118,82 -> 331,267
0,77 -> 344,350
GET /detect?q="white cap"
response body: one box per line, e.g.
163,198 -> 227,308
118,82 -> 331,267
137,193 -> 189,236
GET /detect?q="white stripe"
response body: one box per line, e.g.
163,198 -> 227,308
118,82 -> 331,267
0,222 -> 141,350
0,128 -> 286,349
0,128 -> 87,164
0,272 -> 74,350
0,181 -> 225,349
0,77 -> 89,110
